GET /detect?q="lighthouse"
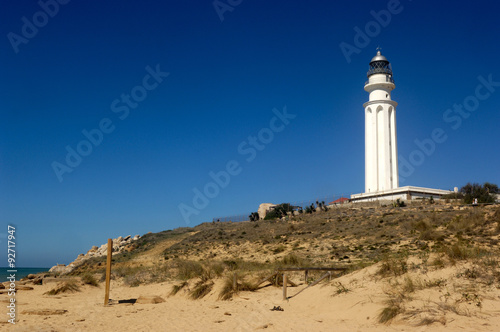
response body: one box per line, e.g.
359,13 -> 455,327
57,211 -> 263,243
351,49 -> 453,202
364,49 -> 398,193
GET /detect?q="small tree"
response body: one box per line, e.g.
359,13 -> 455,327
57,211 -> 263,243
264,203 -> 293,220
393,199 -> 406,208
305,204 -> 315,214
460,182 -> 498,204
248,212 -> 259,222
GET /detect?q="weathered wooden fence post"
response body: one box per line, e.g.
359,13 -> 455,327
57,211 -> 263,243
104,238 -> 112,306
283,274 -> 287,300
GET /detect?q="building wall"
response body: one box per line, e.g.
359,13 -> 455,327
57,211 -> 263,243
364,72 -> 398,194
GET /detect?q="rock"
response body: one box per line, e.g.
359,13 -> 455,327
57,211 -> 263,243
124,235 -> 131,241
22,309 -> 68,315
0,283 -> 4,289
15,285 -> 34,291
49,264 -> 67,274
135,296 -> 165,304
49,263 -> 77,275
133,235 -> 140,241
258,203 -> 277,220
116,236 -> 123,242
32,277 -> 43,285
27,274 -> 36,279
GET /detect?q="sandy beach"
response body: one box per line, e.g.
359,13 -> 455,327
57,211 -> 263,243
5,258 -> 500,332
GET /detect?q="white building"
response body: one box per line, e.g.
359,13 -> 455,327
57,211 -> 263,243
352,50 -> 452,202
364,50 -> 398,193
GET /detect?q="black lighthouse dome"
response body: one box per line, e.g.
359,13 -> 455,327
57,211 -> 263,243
367,50 -> 393,78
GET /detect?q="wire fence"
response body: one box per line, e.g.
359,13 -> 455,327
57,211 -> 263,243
212,213 -> 251,223
212,193 -> 355,222
211,192 -> 500,222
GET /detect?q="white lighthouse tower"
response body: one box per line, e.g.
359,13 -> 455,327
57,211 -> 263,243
364,49 -> 399,193
352,49 -> 453,202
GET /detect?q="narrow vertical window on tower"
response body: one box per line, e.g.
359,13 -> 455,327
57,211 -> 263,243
363,50 -> 399,193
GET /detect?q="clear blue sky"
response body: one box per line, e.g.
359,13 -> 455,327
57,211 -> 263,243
1,0 -> 499,267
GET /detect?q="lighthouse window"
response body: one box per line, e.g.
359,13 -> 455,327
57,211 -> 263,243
386,94 -> 388,98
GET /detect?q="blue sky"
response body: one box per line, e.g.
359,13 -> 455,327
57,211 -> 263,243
1,0 -> 499,267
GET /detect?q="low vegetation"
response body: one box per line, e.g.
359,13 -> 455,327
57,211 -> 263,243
81,273 -> 99,287
63,192 -> 499,324
44,280 -> 80,295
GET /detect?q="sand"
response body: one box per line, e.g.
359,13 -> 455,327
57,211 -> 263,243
4,260 -> 500,332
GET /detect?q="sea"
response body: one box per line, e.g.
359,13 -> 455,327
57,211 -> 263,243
0,267 -> 50,281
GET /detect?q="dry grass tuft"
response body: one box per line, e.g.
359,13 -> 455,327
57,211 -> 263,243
402,276 -> 419,293
169,281 -> 188,296
189,280 -> 214,299
378,294 -> 405,323
377,256 -> 408,277
416,316 -> 446,326
443,242 -> 483,263
176,260 -> 204,280
81,273 -> 99,287
218,274 -> 258,300
436,302 -> 467,316
430,255 -> 446,269
44,280 -> 80,295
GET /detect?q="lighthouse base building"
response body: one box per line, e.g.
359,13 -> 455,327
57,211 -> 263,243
351,185 -> 454,202
351,50 -> 453,203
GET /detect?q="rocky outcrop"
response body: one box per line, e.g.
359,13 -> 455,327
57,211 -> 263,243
49,264 -> 69,274
48,234 -> 141,275
258,203 -> 276,220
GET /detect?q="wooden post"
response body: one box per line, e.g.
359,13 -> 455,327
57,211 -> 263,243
304,270 -> 308,284
233,272 -> 237,291
283,274 -> 287,300
104,239 -> 112,306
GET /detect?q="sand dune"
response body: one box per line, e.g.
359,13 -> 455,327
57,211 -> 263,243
7,257 -> 500,332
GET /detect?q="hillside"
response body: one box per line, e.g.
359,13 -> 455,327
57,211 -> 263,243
69,201 -> 500,281
14,200 -> 500,330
